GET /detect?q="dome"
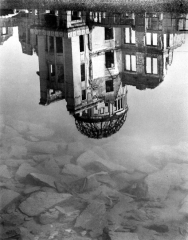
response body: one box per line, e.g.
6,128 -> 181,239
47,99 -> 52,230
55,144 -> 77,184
74,108 -> 128,139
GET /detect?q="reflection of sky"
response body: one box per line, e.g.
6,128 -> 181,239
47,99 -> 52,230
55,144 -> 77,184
125,34 -> 188,147
0,27 -> 75,132
0,27 -> 188,165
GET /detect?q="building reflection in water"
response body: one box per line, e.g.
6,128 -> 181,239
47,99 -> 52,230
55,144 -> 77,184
1,9 -> 187,137
0,14 -> 14,45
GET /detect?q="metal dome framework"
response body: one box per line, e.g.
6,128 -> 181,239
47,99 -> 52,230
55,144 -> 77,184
74,108 -> 128,139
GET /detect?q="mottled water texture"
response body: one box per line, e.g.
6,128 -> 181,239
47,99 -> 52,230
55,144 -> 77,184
1,0 -> 188,13
0,4 -> 188,240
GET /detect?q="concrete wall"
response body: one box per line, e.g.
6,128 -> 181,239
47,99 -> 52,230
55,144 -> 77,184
38,35 -> 49,103
91,26 -> 116,51
63,36 -> 83,110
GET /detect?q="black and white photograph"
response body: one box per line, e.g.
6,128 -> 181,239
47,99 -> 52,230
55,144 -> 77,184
0,0 -> 188,239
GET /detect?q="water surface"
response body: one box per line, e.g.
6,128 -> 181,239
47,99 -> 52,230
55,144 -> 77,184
0,9 -> 188,240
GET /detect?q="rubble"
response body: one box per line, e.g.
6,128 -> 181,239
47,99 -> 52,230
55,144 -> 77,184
5,159 -> 25,168
9,145 -> 27,158
15,163 -> 40,179
39,210 -> 59,225
43,158 -> 61,176
179,194 -> 188,214
26,141 -> 58,154
54,155 -> 73,167
0,165 -> 11,178
0,189 -> 20,211
75,200 -> 107,237
28,123 -> 54,138
77,150 -> 128,171
19,191 -> 72,216
0,128 -> 187,240
62,164 -> 88,178
67,142 -> 85,157
110,232 -> 139,240
26,173 -> 57,188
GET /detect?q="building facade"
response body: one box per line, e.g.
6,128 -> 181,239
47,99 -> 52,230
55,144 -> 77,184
9,9 -> 186,137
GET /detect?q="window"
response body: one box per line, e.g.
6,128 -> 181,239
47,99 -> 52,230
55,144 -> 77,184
118,99 -> 122,109
114,100 -> 117,110
169,34 -> 174,47
49,36 -> 54,51
56,37 -> 63,53
163,34 -> 167,49
146,33 -> 157,46
115,99 -> 122,110
146,57 -> 158,74
79,35 -> 84,52
105,102 -> 109,113
125,55 -> 136,72
71,11 -> 81,21
100,108 -> 104,114
105,28 -> 113,40
50,64 -> 55,76
125,27 -> 135,44
57,65 -> 64,83
82,90 -> 86,100
94,106 -> 98,115
146,17 -> 159,30
81,64 -> 85,82
2,27 -> 7,35
106,80 -> 113,92
105,51 -> 114,68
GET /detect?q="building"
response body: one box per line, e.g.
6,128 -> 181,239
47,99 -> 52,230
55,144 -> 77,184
9,9 -> 186,137
0,17 -> 13,45
28,10 -> 129,138
16,11 -> 39,55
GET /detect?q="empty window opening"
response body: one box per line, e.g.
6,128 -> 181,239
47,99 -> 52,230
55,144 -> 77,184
94,106 -> 98,115
81,64 -> 85,81
114,100 -> 117,110
146,33 -> 151,45
79,35 -> 84,52
71,11 -> 81,21
56,37 -> 63,53
125,55 -> 136,71
49,36 -> 54,51
146,17 -> 159,30
153,33 -> 157,45
125,27 -> 135,44
2,27 -> 7,35
106,80 -> 113,92
163,34 -> 167,49
105,103 -> 109,113
153,58 -> 158,74
102,12 -> 106,18
100,108 -> 104,114
169,34 -> 174,47
118,99 -> 121,109
105,28 -> 113,40
146,57 -> 158,74
82,90 -> 86,100
146,33 -> 158,46
105,51 -> 114,68
50,64 -> 55,76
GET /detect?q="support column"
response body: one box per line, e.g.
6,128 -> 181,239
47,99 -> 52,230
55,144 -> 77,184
63,36 -> 82,111
38,35 -> 49,105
